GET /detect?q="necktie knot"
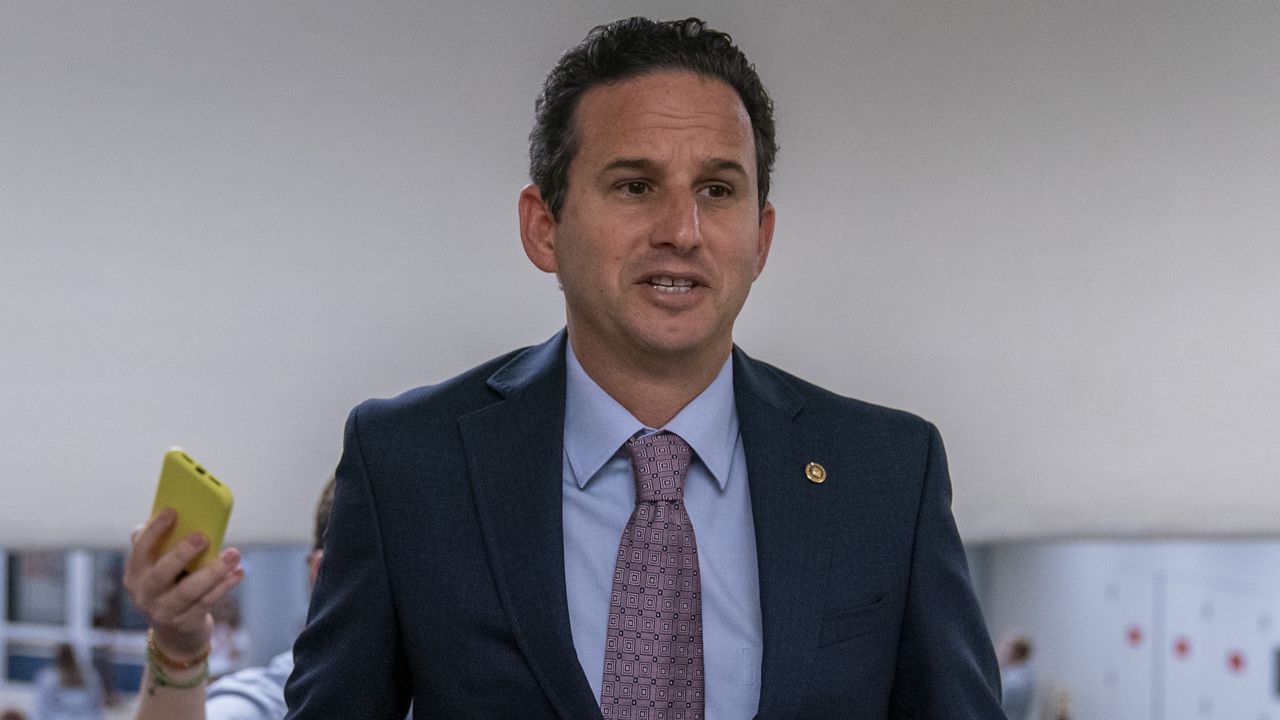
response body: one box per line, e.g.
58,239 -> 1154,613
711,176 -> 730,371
625,431 -> 693,503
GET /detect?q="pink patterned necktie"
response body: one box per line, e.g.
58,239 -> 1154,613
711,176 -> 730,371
600,431 -> 705,720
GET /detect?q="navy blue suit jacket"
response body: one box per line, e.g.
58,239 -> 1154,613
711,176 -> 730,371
284,332 -> 1004,718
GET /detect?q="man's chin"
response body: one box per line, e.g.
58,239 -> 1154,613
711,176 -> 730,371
631,328 -> 730,365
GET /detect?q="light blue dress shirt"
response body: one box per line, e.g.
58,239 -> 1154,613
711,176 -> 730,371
562,342 -> 763,719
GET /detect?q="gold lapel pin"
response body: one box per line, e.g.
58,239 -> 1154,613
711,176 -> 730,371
805,462 -> 827,484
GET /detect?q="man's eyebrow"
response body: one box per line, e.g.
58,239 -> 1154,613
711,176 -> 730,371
600,158 -> 658,174
702,158 -> 749,177
598,157 -> 749,176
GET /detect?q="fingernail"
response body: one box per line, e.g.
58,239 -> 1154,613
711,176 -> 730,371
189,533 -> 208,549
159,508 -> 176,523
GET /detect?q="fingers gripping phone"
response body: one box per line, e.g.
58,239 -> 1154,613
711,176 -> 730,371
150,448 -> 234,573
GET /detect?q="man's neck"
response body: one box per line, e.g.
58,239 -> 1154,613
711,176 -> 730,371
567,335 -> 729,429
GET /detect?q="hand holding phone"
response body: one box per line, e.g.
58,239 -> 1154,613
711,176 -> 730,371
126,456 -> 244,672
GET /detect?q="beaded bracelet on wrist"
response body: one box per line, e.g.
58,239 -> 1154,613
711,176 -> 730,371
147,651 -> 209,691
147,627 -> 211,670
145,627 -> 210,693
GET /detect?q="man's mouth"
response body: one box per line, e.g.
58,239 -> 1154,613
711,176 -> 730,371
647,275 -> 696,293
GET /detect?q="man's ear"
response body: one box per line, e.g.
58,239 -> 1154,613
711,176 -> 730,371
307,549 -> 324,585
519,184 -> 558,273
753,201 -> 776,278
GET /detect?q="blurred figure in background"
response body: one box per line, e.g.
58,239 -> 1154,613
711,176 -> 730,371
998,634 -> 1036,720
32,643 -> 103,720
123,477 -> 334,720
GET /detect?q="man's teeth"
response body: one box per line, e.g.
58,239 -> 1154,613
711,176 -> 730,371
650,276 -> 694,293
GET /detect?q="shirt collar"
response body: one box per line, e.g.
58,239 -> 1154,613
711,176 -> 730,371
563,340 -> 739,491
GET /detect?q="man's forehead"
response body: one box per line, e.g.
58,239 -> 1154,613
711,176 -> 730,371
579,71 -> 746,119
571,71 -> 755,164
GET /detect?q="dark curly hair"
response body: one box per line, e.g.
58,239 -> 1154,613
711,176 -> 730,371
529,17 -> 777,221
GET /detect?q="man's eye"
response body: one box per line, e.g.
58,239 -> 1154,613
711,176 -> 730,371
703,184 -> 732,199
624,181 -> 649,195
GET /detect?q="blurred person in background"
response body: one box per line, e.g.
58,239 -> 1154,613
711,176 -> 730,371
32,643 -> 103,720
998,634 -> 1036,720
123,477 -> 334,720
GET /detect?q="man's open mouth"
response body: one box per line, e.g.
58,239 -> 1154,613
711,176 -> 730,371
648,276 -> 695,293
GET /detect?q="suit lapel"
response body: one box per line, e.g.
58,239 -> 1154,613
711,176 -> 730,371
458,333 -> 603,720
734,350 -> 831,720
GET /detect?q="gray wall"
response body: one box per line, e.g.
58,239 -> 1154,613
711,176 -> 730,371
3,1 -> 1278,546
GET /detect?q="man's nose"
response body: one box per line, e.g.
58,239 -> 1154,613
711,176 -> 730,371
650,190 -> 701,253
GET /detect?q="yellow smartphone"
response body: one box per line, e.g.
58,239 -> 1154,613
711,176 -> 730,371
150,448 -> 234,573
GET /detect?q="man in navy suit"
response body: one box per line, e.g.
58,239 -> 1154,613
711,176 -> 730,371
285,17 -> 1004,719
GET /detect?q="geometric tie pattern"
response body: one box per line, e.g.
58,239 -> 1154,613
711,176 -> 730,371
600,431 -> 705,720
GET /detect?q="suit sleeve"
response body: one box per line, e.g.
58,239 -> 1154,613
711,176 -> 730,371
284,405 -> 413,719
889,423 -> 1006,718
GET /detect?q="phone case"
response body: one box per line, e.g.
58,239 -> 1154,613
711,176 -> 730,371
150,448 -> 234,573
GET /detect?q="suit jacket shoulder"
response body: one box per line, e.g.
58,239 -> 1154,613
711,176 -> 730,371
347,334 -> 566,470
733,349 -> 937,472
737,350 -> 927,423
352,345 -> 524,433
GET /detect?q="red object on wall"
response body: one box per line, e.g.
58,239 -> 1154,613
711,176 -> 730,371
1227,650 -> 1245,674
1126,625 -> 1144,647
1173,636 -> 1191,659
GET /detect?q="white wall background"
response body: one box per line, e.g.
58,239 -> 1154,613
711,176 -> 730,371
2,1 -> 1278,546
981,540 -> 1280,720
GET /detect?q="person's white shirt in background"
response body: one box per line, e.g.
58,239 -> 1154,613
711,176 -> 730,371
32,665 -> 104,720
1000,663 -> 1035,720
